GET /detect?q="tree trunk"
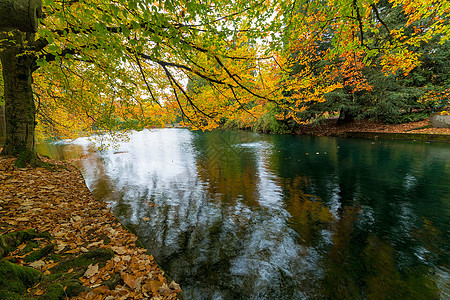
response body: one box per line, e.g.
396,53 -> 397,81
337,107 -> 356,125
337,83 -> 355,125
0,104 -> 5,145
0,0 -> 42,32
0,31 -> 39,166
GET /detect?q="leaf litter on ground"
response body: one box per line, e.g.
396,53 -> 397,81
0,155 -> 182,299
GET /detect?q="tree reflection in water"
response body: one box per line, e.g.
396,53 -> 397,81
36,129 -> 449,299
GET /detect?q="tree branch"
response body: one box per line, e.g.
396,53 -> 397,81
159,63 -> 212,118
133,53 -> 162,107
371,4 -> 390,34
214,55 -> 276,103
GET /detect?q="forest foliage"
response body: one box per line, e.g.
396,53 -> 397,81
1,0 -> 449,139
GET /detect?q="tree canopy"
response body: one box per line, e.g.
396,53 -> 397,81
0,0 -> 449,163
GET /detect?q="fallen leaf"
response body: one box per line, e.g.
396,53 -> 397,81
90,275 -> 100,284
40,185 -> 56,190
134,276 -> 143,292
42,262 -> 57,271
34,289 -> 44,296
56,243 -> 66,252
65,248 -> 80,254
87,241 -> 103,248
93,285 -> 110,295
107,228 -> 119,237
73,215 -> 83,222
117,287 -> 128,296
159,283 -> 172,294
29,260 -> 45,269
111,246 -> 127,255
123,273 -> 136,289
84,263 -> 99,278
147,280 -> 163,294
169,281 -> 181,292
142,217 -> 150,221
17,217 -> 30,222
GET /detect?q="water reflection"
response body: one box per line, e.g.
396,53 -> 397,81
37,129 -> 450,299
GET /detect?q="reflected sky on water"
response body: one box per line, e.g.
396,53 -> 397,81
37,128 -> 450,299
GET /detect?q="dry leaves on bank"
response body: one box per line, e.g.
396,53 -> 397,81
0,156 -> 182,299
296,118 -> 450,136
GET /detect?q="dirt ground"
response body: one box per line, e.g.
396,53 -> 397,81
296,117 -> 450,136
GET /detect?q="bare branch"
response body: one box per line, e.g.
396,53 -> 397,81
371,4 -> 390,34
214,55 -> 276,103
134,53 -> 162,107
160,63 -> 212,118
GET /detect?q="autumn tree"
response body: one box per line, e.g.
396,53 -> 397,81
185,0 -> 449,132
251,0 -> 450,128
0,0 -> 280,165
1,0 -> 449,163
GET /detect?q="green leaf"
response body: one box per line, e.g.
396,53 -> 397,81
36,58 -> 47,67
48,44 -> 60,53
121,25 -> 131,36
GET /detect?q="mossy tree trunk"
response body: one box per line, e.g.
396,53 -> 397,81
0,31 -> 39,165
0,104 -> 5,144
0,0 -> 43,33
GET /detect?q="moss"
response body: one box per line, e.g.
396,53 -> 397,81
6,145 -> 60,170
45,272 -> 65,281
60,279 -> 90,296
47,253 -> 62,263
50,248 -> 114,274
14,148 -> 41,168
24,243 -> 55,263
38,283 -> 64,300
101,273 -> 122,290
0,259 -> 41,295
21,241 -> 40,255
0,229 -> 48,257
0,290 -> 24,299
76,248 -> 114,261
36,271 -> 88,298
98,233 -> 111,245
0,231 -> 101,299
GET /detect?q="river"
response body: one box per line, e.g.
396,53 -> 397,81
37,128 -> 450,299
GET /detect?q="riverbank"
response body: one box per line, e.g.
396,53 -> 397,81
0,155 -> 182,299
295,117 -> 450,140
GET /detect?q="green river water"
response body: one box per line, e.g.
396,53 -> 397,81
37,128 -> 450,299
